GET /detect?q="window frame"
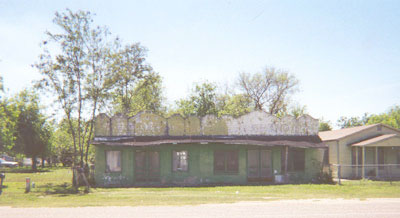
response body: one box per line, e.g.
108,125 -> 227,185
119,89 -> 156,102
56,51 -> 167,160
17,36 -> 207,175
105,150 -> 122,173
172,150 -> 189,172
287,148 -> 305,172
214,150 -> 239,174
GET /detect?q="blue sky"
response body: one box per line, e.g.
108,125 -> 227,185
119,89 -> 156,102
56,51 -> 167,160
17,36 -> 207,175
1,0 -> 399,126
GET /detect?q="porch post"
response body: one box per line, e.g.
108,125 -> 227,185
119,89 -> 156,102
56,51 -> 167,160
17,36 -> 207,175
362,146 -> 366,179
356,147 -> 359,178
336,140 -> 341,185
285,146 -> 289,175
375,147 -> 379,178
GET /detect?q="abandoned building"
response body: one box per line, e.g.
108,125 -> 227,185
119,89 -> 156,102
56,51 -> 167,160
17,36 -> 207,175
319,124 -> 400,180
92,111 -> 327,187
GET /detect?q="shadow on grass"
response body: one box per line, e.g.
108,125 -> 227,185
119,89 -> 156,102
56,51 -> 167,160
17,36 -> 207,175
40,182 -> 79,196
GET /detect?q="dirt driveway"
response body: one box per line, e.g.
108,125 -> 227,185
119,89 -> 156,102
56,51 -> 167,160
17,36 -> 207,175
3,198 -> 400,218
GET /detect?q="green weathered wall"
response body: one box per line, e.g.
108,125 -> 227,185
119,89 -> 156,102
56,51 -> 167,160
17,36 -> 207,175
94,144 -> 322,187
201,115 -> 228,135
167,115 -> 185,136
135,112 -> 167,136
95,145 -> 134,187
287,148 -> 324,183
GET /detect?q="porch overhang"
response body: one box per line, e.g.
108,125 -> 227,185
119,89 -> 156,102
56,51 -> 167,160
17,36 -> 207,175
351,134 -> 400,147
92,135 -> 326,148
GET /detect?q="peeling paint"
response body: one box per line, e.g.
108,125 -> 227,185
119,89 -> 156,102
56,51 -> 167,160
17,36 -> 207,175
111,114 -> 127,136
102,174 -> 128,186
167,114 -> 185,136
134,112 -> 167,136
95,111 -> 320,137
95,114 -> 111,136
202,115 -> 228,135
185,116 -> 201,135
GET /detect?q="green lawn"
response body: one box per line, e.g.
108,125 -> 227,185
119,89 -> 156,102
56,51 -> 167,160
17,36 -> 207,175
0,167 -> 400,207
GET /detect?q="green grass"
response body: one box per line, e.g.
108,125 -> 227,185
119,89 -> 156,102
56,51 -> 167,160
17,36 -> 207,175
0,167 -> 400,207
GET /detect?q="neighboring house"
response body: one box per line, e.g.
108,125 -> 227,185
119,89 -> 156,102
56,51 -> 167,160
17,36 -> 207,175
92,111 -> 326,187
319,124 -> 400,179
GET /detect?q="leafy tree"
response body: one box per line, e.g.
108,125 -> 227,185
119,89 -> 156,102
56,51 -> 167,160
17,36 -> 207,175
109,43 -> 154,115
367,106 -> 400,129
287,104 -> 307,118
217,94 -> 252,117
238,67 -> 299,114
13,90 -> 51,170
35,9 -> 148,170
174,99 -> 196,117
0,98 -> 19,154
174,81 -> 218,117
319,119 -> 333,131
112,72 -> 165,116
0,59 -> 3,94
337,113 -> 370,129
50,119 -> 78,167
0,75 -> 3,93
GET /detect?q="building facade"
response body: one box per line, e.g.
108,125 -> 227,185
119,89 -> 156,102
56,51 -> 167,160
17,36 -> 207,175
93,111 -> 326,187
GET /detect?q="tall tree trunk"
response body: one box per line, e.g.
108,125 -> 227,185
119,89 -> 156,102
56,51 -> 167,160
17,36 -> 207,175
85,100 -> 97,166
77,72 -> 84,168
32,155 -> 37,171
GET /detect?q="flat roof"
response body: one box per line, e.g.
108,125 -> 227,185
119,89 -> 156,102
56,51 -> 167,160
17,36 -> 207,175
92,135 -> 326,148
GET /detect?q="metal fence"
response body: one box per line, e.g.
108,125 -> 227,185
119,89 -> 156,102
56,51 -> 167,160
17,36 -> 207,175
330,164 -> 400,184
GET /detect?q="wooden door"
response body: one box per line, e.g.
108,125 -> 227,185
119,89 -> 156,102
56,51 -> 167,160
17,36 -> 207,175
147,151 -> 160,181
135,150 -> 160,182
247,150 -> 260,179
260,150 -> 272,178
247,149 -> 272,181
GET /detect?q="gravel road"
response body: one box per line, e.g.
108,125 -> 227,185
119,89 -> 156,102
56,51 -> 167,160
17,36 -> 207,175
3,198 -> 400,218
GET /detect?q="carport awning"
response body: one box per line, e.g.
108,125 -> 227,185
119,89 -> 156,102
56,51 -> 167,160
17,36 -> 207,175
92,135 -> 327,148
351,134 -> 400,147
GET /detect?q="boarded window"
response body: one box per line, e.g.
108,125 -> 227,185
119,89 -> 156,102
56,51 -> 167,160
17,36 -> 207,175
226,151 -> 239,172
106,150 -> 121,172
214,150 -> 239,174
173,151 -> 188,172
288,148 -> 305,172
214,151 -> 226,173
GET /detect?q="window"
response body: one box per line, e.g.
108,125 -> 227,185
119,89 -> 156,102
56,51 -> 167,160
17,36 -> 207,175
172,151 -> 188,172
288,148 -> 305,172
323,148 -> 329,166
106,150 -> 121,172
214,150 -> 239,174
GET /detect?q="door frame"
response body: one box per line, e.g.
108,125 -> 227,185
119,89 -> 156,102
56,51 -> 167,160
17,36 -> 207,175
134,149 -> 161,182
247,148 -> 273,182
